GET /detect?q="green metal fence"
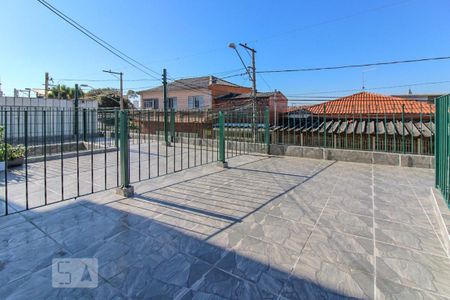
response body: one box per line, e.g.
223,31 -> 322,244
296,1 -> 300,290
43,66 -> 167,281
435,94 -> 450,209
0,106 -> 261,216
274,102 -> 435,155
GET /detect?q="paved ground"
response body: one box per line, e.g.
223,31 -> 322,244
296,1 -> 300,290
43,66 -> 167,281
0,140 -> 228,214
0,154 -> 449,299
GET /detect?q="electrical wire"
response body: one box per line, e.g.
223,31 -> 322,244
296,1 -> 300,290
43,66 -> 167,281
55,78 -> 160,82
287,80 -> 450,96
256,56 -> 450,74
37,0 -> 161,80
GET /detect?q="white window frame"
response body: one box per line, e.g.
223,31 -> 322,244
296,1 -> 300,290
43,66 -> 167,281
168,97 -> 177,110
188,95 -> 205,109
143,98 -> 159,109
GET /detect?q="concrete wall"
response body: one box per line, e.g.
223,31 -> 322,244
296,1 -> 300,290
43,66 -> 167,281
0,97 -> 97,108
0,97 -> 98,144
267,144 -> 435,168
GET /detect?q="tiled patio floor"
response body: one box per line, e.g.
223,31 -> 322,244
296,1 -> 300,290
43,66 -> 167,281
0,154 -> 449,299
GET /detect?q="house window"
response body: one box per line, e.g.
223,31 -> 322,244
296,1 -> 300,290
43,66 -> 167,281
188,95 -> 205,109
168,97 -> 177,110
143,98 -> 159,109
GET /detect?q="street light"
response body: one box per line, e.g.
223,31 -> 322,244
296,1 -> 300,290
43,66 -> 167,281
228,42 -> 257,141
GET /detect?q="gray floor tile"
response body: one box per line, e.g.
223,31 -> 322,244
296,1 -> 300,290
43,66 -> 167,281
318,209 -> 373,239
376,242 -> 450,296
375,218 -> 446,256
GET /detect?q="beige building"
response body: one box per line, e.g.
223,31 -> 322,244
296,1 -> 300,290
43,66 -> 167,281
138,76 -> 251,110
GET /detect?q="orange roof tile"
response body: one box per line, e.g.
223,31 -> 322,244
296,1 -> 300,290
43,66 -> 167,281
306,92 -> 435,115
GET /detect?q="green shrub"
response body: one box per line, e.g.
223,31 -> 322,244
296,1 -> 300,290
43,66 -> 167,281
0,144 -> 25,161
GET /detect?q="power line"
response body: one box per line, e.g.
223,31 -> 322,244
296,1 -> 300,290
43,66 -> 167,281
252,0 -> 411,43
37,0 -> 161,80
137,0 -> 411,64
256,56 -> 450,74
287,79 -> 450,96
55,78 -> 160,82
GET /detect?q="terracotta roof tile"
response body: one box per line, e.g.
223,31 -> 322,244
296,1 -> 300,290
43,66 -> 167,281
306,92 -> 434,115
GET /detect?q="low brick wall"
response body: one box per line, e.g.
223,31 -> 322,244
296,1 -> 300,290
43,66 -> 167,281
267,144 -> 435,169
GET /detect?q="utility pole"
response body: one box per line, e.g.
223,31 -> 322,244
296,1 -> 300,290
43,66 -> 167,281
103,69 -> 124,109
273,89 -> 278,126
228,42 -> 257,142
74,84 -> 79,135
162,69 -> 169,145
44,72 -> 49,99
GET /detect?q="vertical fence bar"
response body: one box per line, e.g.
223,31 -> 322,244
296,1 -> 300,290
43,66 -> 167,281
83,108 -> 87,142
115,109 -> 119,187
147,110 -> 151,179
3,110 -> 8,215
323,104 -> 327,148
172,109 -> 176,172
265,106 -> 270,154
24,110 -> 29,209
419,103 -> 423,155
187,110 -> 190,168
104,111 -> 108,189
60,110 -> 64,201
43,109 -> 48,205
90,109 -> 94,194
219,111 -> 226,166
393,111 -> 397,153
157,110 -> 160,177
402,104 -> 406,154
138,110 -> 142,181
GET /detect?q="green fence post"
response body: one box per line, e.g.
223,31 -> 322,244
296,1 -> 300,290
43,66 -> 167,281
114,108 -> 119,148
218,111 -> 228,168
163,68 -> 170,145
116,110 -> 134,197
170,108 -> 175,143
402,104 -> 406,154
323,104 -> 327,147
74,84 -> 79,136
83,108 -> 87,142
264,106 -> 270,154
435,97 -> 439,189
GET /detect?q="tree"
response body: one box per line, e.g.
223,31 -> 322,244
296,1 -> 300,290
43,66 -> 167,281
47,84 -> 84,100
85,88 -> 132,108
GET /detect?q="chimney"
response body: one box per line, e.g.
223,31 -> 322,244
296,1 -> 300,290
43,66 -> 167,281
209,75 -> 217,85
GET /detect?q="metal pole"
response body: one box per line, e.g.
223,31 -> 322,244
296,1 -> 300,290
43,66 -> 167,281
251,48 -> 257,143
218,111 -> 227,168
265,106 -> 270,154
116,110 -> 134,196
120,72 -> 124,110
74,84 -> 79,136
273,89 -> 277,126
44,72 -> 49,99
163,68 -> 169,145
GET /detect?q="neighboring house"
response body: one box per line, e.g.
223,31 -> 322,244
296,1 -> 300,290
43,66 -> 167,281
138,76 -> 251,110
305,91 -> 434,117
214,91 -> 288,124
277,92 -> 435,154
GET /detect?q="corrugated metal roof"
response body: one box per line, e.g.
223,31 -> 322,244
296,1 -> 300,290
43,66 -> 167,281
269,119 -> 435,136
